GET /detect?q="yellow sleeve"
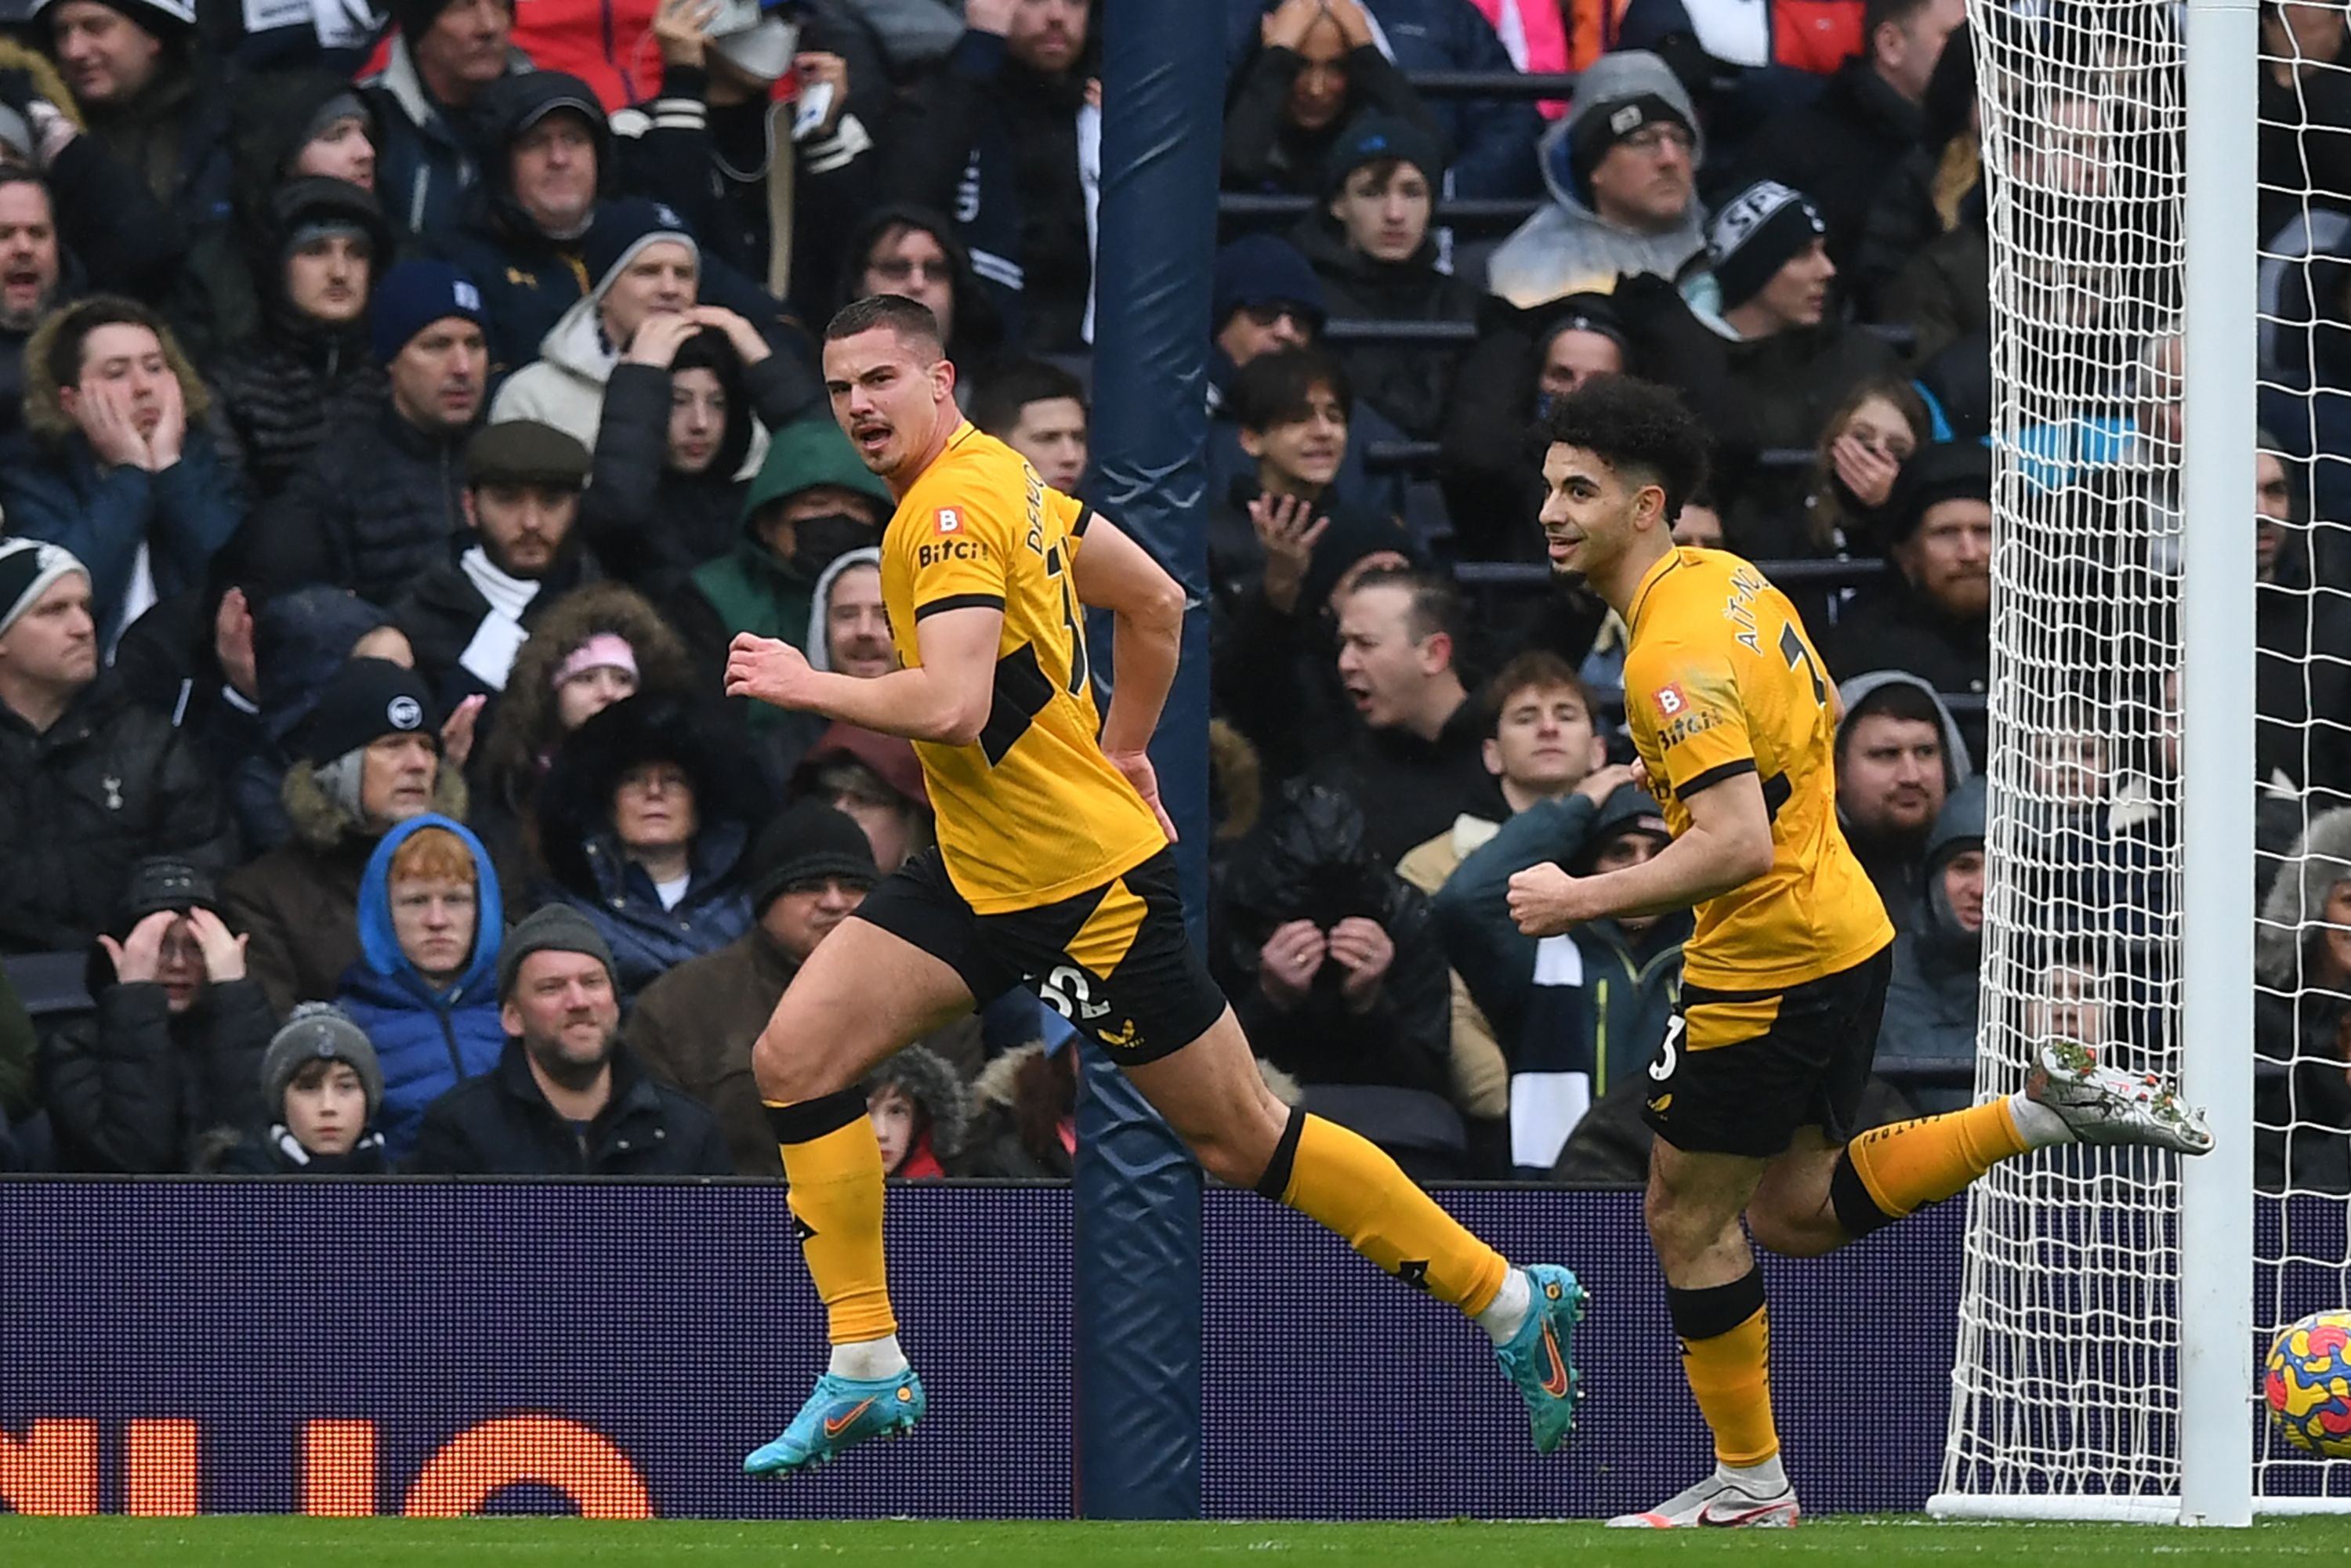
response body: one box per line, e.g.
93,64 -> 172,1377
1049,487 -> 1095,554
898,484 -> 1017,621
1625,639 -> 1756,801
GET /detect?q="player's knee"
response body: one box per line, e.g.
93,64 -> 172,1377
1744,1200 -> 1840,1258
1643,1182 -> 1739,1269
752,1023 -> 842,1104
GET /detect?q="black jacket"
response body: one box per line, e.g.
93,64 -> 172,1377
244,386 -> 472,604
393,547 -> 599,715
406,1037 -> 733,1175
40,976 -> 275,1172
1824,576 -> 1991,763
1301,695 -> 1509,870
0,679 -> 238,955
1291,215 -> 1481,444
1731,56 -> 1924,276
1220,42 -> 1440,197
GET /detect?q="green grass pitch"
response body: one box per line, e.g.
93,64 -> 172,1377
0,1517 -> 2343,1566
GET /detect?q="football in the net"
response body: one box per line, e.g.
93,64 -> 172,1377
2266,1311 -> 2351,1457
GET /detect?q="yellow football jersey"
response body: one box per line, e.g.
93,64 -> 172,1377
1620,547 -> 1893,991
881,423 -> 1167,914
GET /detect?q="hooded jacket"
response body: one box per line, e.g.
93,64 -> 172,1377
864,1041 -> 967,1179
1831,669 -> 1975,931
333,813 -> 506,1163
359,33 -> 534,239
206,177 -> 389,502
1485,53 -> 1708,309
2255,806 -> 2351,1194
39,896 -> 274,1173
958,1039 -> 1074,1179
222,755 -> 471,1016
1289,212 -> 1482,444
1876,775 -> 1984,1112
529,693 -> 757,1002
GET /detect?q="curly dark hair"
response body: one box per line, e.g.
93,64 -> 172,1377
1538,374 -> 1711,522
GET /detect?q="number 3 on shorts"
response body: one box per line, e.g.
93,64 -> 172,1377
1650,1014 -> 1685,1083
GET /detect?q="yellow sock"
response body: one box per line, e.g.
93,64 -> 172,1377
766,1093 -> 897,1345
1258,1111 -> 1510,1316
1840,1099 -> 2030,1229
1684,1307 -> 1780,1465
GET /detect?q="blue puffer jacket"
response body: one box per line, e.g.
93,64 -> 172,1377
532,821 -> 752,1005
335,814 -> 508,1164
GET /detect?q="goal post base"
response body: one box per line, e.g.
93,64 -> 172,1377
1929,1494 -> 2351,1522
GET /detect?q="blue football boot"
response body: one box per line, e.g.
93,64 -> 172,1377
1494,1263 -> 1588,1454
743,1367 -> 926,1476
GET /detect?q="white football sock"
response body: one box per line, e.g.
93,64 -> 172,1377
1478,1267 -> 1533,1345
829,1333 -> 909,1381
1720,1451 -> 1788,1493
2007,1091 -> 2074,1150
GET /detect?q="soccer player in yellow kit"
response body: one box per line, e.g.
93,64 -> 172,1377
1506,375 -> 2215,1526
724,295 -> 1588,1476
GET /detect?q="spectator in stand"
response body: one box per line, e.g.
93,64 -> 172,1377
393,421 -> 596,710
0,168 -> 66,444
747,545 -> 893,784
1206,346 -> 1396,608
360,0 -> 529,240
229,588 -> 388,853
678,416 -> 893,743
0,541 -> 237,957
1358,0 -> 1545,197
205,1002 -> 390,1174
617,0 -> 890,321
245,260 -> 487,603
2257,439 -> 2351,807
960,1029 -> 1078,1177
2,295 -> 244,650
530,691 -> 756,1002
1487,50 -> 1705,309
1849,15 -> 1979,321
1832,670 -> 1971,932
1292,110 -> 1479,442
333,813 -> 505,1163
39,856 -> 271,1171
0,59 -> 185,312
1212,780 -> 1460,1175
1221,0 -> 1444,199
838,202 -> 1008,386
406,904 -> 731,1175
864,1043 -> 966,1179
223,657 -> 464,1014
32,0 -> 232,237
969,357 -> 1088,493
1874,773 -> 1982,1113
1204,233 -> 1405,523
1397,652 -> 1608,1137
1312,565 -> 1507,867
575,311 -> 824,593
628,799 -> 978,1173
1741,373 -> 1929,565
205,179 -> 390,504
2255,805 -> 2351,1195
1441,292 -> 1628,563
2259,2 -> 2351,249
1731,0 -> 1966,275
1436,777 -> 1686,1176
469,581 -> 694,879
788,722 -> 936,873
882,0 -> 1096,353
1827,441 -> 1993,755
426,72 -> 610,374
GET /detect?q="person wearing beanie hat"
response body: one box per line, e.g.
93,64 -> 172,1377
389,418 -> 595,706
220,654 -> 467,1017
1706,180 -> 1835,330
1292,108 -> 1479,444
214,1001 -> 391,1174
357,0 -> 524,242
626,798 -> 983,1176
205,176 -> 394,504
408,899 -> 730,1176
238,260 -> 487,606
40,849 -> 276,1173
1488,51 -> 1707,310
788,719 -> 933,873
1221,0 -> 1444,201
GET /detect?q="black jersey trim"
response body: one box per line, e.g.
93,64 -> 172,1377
915,592 -> 1006,621
1070,504 -> 1096,538
1676,757 -> 1759,801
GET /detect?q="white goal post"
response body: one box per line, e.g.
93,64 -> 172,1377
1926,0 -> 2332,1523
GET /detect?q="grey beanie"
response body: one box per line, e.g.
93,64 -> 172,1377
496,905 -> 617,1001
262,1002 -> 384,1121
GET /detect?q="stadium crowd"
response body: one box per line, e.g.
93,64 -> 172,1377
0,0 -> 2341,1185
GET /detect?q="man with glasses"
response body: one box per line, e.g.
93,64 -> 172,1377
1487,50 -> 1707,310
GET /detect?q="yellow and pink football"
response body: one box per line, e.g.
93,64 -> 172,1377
2266,1310 -> 2351,1458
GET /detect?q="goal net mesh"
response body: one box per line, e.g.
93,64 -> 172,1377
1947,0 -> 2351,1508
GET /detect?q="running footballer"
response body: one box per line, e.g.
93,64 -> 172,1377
723,295 -> 1589,1477
1511,375 -> 2213,1528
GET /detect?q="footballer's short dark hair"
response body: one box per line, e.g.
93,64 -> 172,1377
824,293 -> 945,360
1540,373 -> 1711,522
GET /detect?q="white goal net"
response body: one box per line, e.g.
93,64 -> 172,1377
1940,0 -> 2351,1518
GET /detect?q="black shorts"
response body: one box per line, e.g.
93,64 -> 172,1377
1640,944 -> 1895,1158
849,846 -> 1229,1066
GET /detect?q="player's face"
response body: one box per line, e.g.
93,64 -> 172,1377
1837,713 -> 1946,838
1484,682 -> 1600,794
1538,443 -> 1653,578
1941,847 -> 1986,933
824,325 -> 955,480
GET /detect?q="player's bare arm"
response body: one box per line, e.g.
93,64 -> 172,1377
1506,770 -> 1773,936
723,606 -> 1004,745
1069,511 -> 1186,842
